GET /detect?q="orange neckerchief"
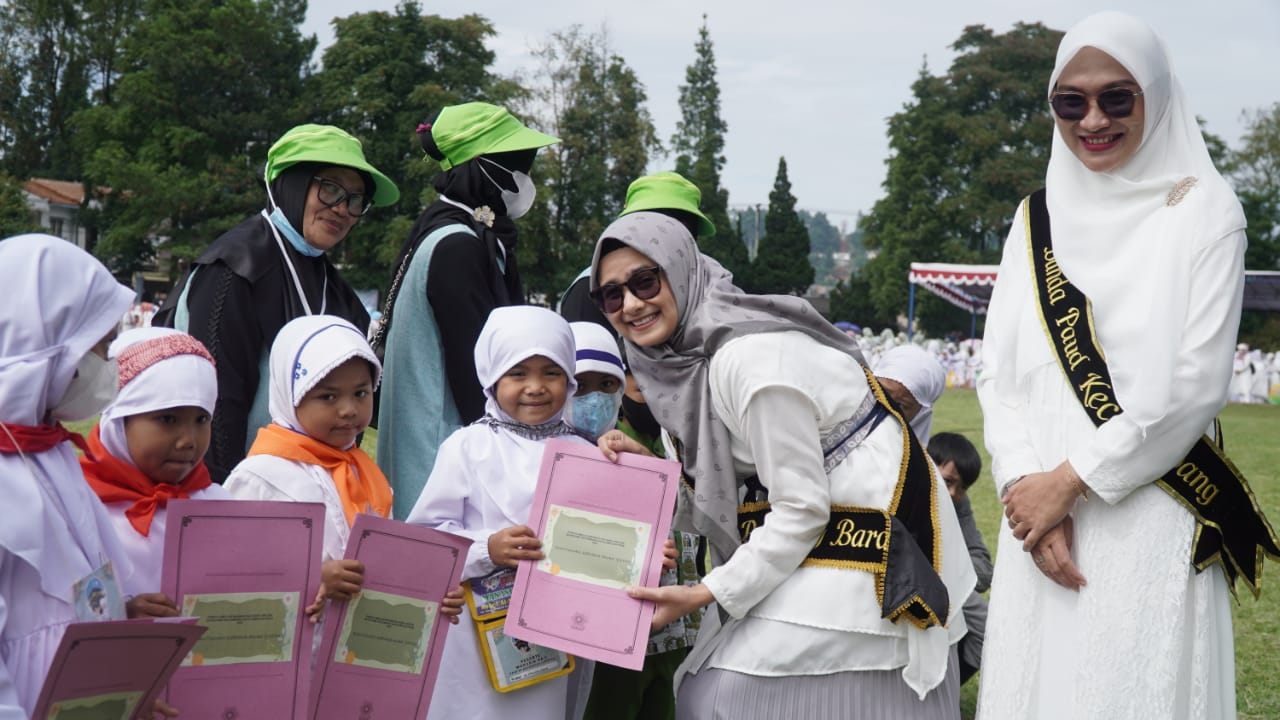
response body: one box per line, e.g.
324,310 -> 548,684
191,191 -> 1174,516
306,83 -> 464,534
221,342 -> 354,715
80,426 -> 212,537
246,423 -> 392,526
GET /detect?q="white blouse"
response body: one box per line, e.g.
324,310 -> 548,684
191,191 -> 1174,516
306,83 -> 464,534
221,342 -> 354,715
693,331 -> 974,698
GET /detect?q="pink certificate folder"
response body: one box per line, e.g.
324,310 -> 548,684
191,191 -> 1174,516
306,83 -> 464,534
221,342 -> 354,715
161,499 -> 325,720
33,620 -> 206,719
505,438 -> 679,670
310,514 -> 471,720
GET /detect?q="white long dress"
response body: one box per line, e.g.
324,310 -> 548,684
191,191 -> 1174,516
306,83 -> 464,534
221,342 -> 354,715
406,423 -> 593,720
976,202 -> 1241,720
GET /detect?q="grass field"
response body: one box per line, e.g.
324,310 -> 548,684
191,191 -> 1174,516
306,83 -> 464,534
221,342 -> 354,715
932,389 -> 1280,719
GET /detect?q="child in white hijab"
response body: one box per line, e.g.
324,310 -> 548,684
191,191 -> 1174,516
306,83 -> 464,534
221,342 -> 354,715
873,344 -> 947,444
81,328 -> 228,616
0,234 -> 137,715
567,321 -> 626,441
407,305 -> 590,720
225,315 -> 393,617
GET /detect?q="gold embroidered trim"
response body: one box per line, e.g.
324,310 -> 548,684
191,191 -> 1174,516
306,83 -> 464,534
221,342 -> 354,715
1166,176 -> 1198,207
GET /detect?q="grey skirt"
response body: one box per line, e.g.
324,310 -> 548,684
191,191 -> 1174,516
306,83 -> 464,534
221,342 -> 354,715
674,649 -> 960,720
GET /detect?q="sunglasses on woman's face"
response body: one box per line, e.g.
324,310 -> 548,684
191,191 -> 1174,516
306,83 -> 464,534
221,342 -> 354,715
1049,88 -> 1143,121
312,177 -> 371,217
589,266 -> 663,314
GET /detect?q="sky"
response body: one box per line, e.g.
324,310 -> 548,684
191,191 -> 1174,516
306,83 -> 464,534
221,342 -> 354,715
302,1 -> 1280,230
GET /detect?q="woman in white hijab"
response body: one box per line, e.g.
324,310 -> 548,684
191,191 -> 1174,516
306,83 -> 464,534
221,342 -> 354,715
977,13 -> 1251,719
0,234 -> 137,715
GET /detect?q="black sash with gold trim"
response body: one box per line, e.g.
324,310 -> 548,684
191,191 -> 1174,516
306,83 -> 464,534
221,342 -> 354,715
735,366 -> 950,629
1025,189 -> 1279,597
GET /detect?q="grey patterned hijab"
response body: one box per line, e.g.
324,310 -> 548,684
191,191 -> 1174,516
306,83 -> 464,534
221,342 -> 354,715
590,211 -> 868,564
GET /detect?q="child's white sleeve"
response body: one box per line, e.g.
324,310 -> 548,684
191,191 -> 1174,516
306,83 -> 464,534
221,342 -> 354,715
0,566 -> 23,719
404,437 -> 497,580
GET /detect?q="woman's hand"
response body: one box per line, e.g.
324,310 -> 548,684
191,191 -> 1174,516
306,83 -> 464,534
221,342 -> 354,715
126,593 -> 179,619
441,584 -> 466,625
488,525 -> 544,568
1029,515 -> 1087,591
1004,460 -> 1085,550
626,583 -> 714,631
597,429 -> 654,462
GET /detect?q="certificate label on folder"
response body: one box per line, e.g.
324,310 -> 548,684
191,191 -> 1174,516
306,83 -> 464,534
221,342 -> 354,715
310,514 -> 471,720
505,439 -> 679,671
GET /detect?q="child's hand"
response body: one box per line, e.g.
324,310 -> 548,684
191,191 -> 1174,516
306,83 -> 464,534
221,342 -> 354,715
305,587 -> 326,625
321,559 -> 365,602
597,429 -> 654,462
126,593 -> 179,619
488,525 -> 543,569
144,696 -> 180,718
441,584 -> 465,625
662,538 -> 678,570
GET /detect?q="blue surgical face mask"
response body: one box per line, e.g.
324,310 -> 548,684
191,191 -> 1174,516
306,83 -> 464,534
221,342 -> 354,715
569,391 -> 620,440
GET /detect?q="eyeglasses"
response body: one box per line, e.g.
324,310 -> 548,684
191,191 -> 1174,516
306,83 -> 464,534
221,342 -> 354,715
312,177 -> 371,217
1049,88 -> 1143,121
589,266 -> 663,314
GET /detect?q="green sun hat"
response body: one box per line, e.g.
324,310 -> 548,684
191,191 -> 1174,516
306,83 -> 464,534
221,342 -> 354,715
428,102 -> 560,170
265,124 -> 400,207
619,172 -> 716,238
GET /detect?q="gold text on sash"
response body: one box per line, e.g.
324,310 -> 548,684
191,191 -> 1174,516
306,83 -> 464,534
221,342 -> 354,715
1175,461 -> 1220,506
829,517 -> 889,551
1077,372 -> 1121,421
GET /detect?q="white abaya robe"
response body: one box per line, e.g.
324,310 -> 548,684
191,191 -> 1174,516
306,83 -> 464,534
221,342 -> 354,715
976,202 -> 1241,720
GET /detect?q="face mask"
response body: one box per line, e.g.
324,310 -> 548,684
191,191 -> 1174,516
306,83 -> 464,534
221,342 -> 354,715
570,391 -> 620,441
480,157 -> 537,219
620,394 -> 661,439
50,352 -> 119,422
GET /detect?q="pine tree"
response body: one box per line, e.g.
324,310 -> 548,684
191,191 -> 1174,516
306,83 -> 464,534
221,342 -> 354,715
752,157 -> 813,295
671,15 -> 747,278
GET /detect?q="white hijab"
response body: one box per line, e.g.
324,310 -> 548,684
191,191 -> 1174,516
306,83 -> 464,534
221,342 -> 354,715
1044,12 -> 1245,425
0,234 -> 136,596
874,344 -> 946,444
99,328 -> 219,468
474,306 -> 577,425
267,315 -> 382,447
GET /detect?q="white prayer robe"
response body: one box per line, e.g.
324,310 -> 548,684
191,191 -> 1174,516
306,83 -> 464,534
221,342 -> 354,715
976,203 -> 1240,720
407,422 -> 593,720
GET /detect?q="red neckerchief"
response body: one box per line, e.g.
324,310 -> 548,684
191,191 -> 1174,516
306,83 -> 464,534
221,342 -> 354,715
0,421 -> 89,455
79,426 -> 212,536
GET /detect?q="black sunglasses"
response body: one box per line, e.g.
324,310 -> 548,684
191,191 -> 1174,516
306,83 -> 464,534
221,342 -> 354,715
589,266 -> 663,314
1049,88 -> 1143,121
312,177 -> 371,217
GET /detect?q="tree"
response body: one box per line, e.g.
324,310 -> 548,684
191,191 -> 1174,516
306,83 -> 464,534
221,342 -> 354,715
860,23 -> 1063,333
800,209 -> 840,286
0,174 -> 43,237
1227,104 -> 1280,348
0,0 -> 91,180
671,16 -> 747,279
1229,104 -> 1280,271
75,0 -> 316,274
517,26 -> 660,303
750,157 -> 813,295
308,2 -> 518,293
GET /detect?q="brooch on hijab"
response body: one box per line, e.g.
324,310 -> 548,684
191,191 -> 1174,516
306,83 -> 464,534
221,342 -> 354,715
474,206 -> 496,228
1166,177 -> 1198,207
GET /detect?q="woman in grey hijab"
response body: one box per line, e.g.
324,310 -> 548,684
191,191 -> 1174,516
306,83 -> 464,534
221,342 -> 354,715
591,212 -> 974,719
